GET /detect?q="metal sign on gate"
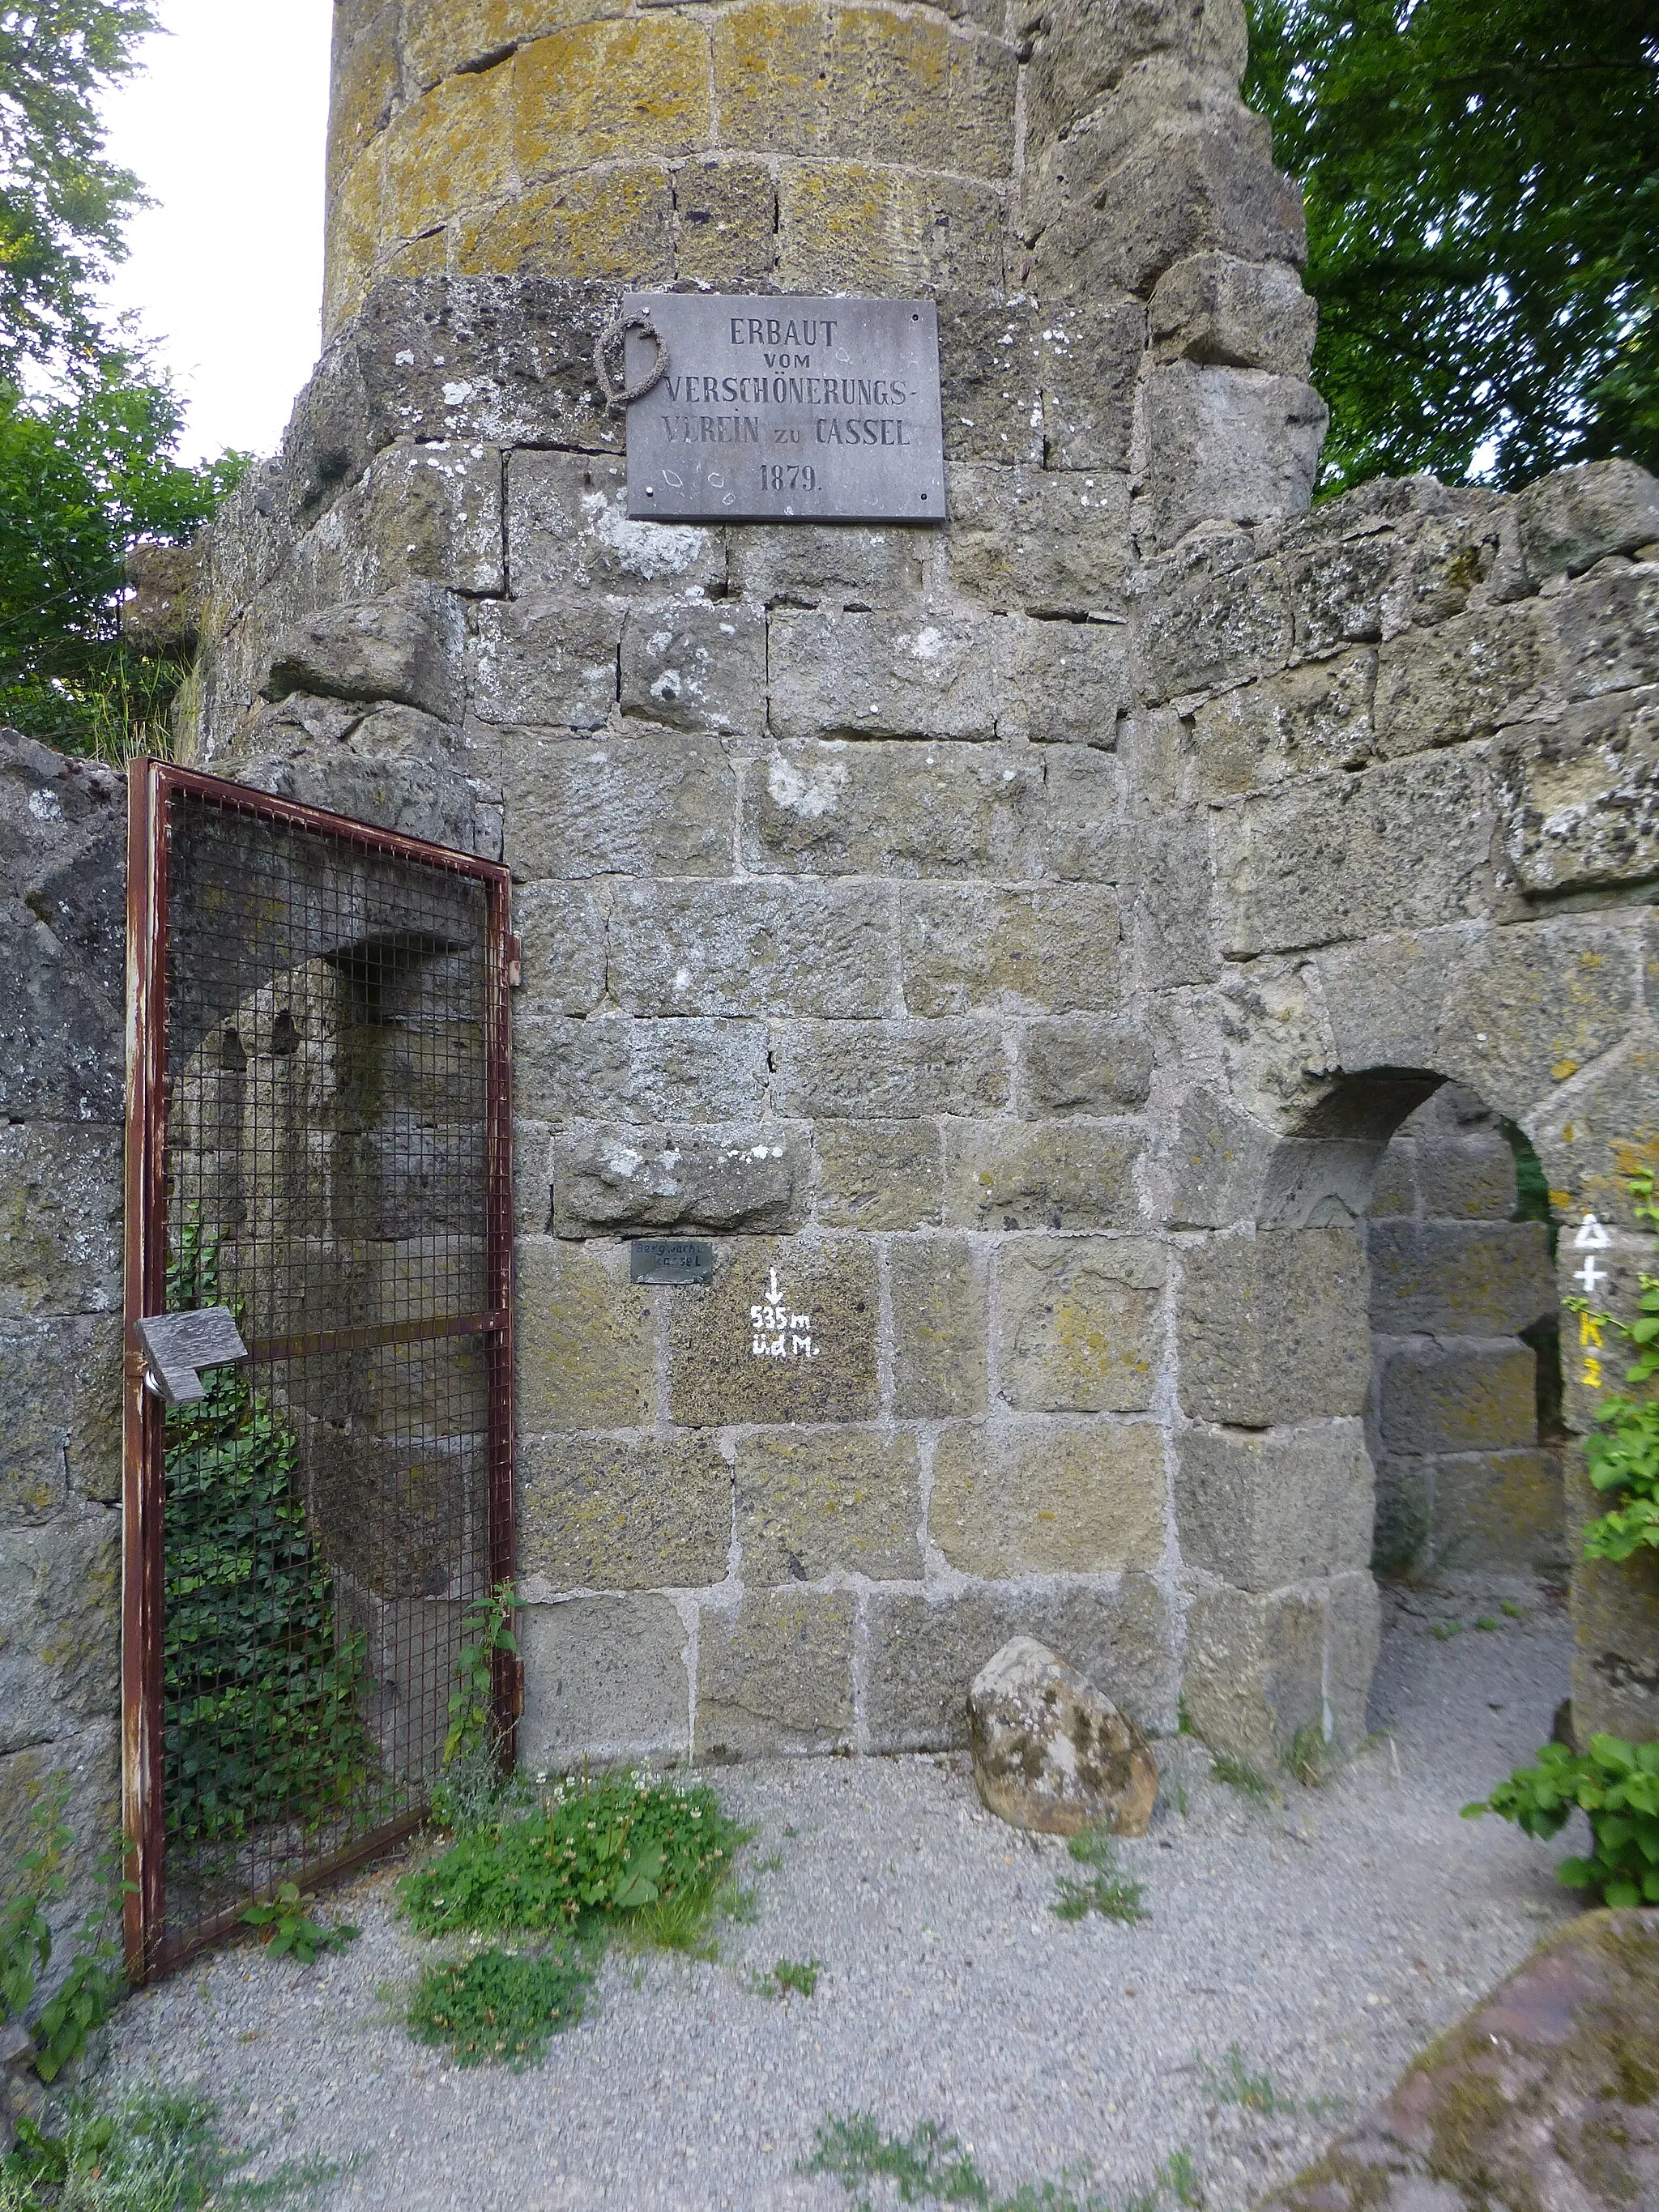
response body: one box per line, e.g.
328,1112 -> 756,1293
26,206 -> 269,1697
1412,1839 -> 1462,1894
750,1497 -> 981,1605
122,762 -> 516,1979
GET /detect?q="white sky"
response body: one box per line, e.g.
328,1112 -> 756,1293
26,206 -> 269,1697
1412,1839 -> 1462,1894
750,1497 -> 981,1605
97,0 -> 335,466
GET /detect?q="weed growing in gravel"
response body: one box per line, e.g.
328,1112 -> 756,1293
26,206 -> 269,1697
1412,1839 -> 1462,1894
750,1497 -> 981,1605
803,2115 -> 1202,2211
1051,1831 -> 1148,1924
749,1958 -> 821,1999
1196,2048 -> 1318,2116
1209,1755 -> 1278,1807
402,1769 -> 747,1942
240,1882 -> 357,1965
1431,1622 -> 1462,1642
407,1946 -> 595,2069
1286,1726 -> 1328,1789
0,2089 -> 333,2210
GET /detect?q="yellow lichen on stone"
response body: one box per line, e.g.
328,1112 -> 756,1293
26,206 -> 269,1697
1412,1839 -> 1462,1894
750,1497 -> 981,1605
384,66 -> 514,244
673,154 -> 778,285
776,159 -> 1006,290
323,139 -> 384,335
327,2 -> 399,197
403,0 -> 606,89
453,165 -> 676,283
513,18 -> 713,181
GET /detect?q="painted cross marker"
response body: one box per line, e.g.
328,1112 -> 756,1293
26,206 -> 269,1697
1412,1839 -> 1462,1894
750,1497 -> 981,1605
1573,1213 -> 1613,1251
1575,1255 -> 1610,1297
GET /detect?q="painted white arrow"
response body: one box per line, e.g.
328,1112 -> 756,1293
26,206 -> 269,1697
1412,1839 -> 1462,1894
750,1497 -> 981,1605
767,1267 -> 782,1302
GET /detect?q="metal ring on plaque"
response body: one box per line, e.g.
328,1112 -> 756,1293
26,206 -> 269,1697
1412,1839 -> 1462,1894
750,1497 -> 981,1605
594,311 -> 670,413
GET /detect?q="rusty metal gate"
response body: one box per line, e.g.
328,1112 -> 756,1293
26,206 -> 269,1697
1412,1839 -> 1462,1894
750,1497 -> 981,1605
122,762 -> 516,1980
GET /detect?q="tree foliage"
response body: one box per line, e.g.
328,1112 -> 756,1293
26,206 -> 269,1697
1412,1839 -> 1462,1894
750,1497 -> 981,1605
0,0 -> 156,376
0,2 -> 245,755
0,353 -> 241,750
1244,0 -> 1659,492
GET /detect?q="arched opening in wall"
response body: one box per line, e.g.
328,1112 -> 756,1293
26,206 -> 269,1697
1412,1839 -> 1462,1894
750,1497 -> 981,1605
126,768 -> 514,1977
1364,1087 -> 1568,1588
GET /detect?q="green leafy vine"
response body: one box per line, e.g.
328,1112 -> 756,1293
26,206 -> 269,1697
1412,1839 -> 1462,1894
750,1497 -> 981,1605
1572,1168 -> 1659,1563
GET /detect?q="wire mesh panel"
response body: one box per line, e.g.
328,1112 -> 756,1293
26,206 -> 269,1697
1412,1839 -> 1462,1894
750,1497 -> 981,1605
122,763 -> 515,1980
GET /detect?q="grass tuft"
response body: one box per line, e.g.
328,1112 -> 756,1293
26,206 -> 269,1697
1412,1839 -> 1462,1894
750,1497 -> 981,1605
803,2114 -> 1203,2212
748,1957 -> 821,1999
1052,1830 -> 1149,1924
407,1945 -> 595,2069
0,2089 -> 334,2211
1209,1754 -> 1279,1806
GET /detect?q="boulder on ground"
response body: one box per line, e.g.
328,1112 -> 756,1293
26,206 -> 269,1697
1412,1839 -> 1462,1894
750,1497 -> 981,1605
966,1635 -> 1158,1837
1255,1908 -> 1659,2212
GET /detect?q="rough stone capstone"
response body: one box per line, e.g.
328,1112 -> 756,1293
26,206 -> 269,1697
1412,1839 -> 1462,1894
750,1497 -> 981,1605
966,1636 -> 1159,1838
1256,1909 -> 1659,2212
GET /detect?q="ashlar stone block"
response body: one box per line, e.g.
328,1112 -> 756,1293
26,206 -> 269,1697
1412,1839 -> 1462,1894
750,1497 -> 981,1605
453,165 -> 676,289
1374,601 -> 1554,755
770,1019 -> 1009,1119
768,609 -> 1002,741
0,1515 -> 119,1757
945,1122 -> 1144,1230
1367,1221 -> 1555,1337
506,450 -> 724,598
1190,651 -> 1376,799
1143,364 -> 1326,549
735,1428 -> 922,1583
516,1237 -> 655,1432
512,882 -> 608,1016
1376,1343 -> 1537,1455
1175,1421 -> 1375,1592
552,1123 -> 809,1236
727,519 -> 934,609
1178,1226 -> 1371,1426
1021,1016 -> 1153,1115
815,1121 -> 944,1230
1216,748 -> 1496,958
945,467 -> 1132,615
997,1236 -> 1166,1413
518,1434 -> 732,1592
0,1126 -> 122,1320
668,1236 -> 879,1426
1038,298 -> 1145,472
342,439 -> 505,598
775,162 -> 1007,295
519,1595 -> 690,1771
673,155 -> 778,287
694,1589 -> 855,1757
500,727 -> 736,880
1183,1582 -> 1324,1768
866,1576 -> 1177,1750
1519,460 -> 1659,584
1550,562 -> 1659,701
1432,1449 -> 1565,1573
512,18 -> 712,177
1499,688 -> 1659,898
514,1015 -> 769,1126
901,884 -> 1122,1016
467,594 -> 621,731
1149,251 -> 1317,376
929,1417 -> 1166,1575
621,602 -> 766,736
891,1236 -> 988,1417
1000,620 -> 1132,748
746,741 -> 1047,880
608,880 -> 894,1019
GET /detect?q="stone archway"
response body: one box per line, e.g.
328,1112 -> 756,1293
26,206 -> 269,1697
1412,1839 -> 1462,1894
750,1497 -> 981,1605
1172,907 -> 1659,1765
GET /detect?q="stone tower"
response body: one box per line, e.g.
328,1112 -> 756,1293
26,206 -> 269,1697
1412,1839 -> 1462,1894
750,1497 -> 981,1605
151,0 -> 1656,1774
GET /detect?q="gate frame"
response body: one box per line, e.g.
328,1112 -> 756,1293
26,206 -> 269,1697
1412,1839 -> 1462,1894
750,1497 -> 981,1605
122,760 -> 518,1981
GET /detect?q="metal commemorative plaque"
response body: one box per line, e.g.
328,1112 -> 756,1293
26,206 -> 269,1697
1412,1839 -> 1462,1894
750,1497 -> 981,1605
623,293 -> 946,524
629,1238 -> 717,1286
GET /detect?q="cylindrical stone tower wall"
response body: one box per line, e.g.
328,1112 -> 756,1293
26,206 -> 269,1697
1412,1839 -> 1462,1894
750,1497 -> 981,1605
169,0 -> 1657,1773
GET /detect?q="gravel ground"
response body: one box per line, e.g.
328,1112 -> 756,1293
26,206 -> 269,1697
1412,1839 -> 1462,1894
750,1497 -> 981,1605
103,1571 -> 1582,2212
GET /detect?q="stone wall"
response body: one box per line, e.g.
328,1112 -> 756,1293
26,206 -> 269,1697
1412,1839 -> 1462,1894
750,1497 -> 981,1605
19,0 -> 1651,1823
0,734 -> 125,1938
1367,1088 -> 1563,1580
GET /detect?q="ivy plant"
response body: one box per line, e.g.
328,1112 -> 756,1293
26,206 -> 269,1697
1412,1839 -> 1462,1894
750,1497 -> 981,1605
1578,1168 -> 1659,1562
0,1787 -> 128,2086
1464,1734 -> 1659,1907
163,1222 -> 372,1844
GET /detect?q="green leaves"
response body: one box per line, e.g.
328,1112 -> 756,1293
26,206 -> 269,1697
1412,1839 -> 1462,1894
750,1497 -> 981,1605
1243,0 -> 1659,490
399,1772 -> 745,1941
161,1224 -> 372,1846
1464,1733 -> 1659,1903
407,1946 -> 594,2069
239,1882 -> 359,1967
441,1584 -> 522,1769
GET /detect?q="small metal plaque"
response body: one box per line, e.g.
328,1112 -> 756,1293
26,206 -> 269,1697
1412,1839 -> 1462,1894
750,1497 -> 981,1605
624,293 -> 946,523
629,1238 -> 716,1286
134,1306 -> 249,1407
